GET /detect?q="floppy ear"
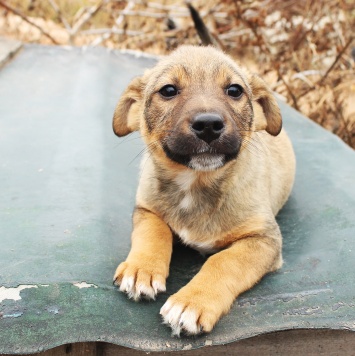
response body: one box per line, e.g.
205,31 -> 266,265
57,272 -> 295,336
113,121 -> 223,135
249,74 -> 282,136
112,76 -> 144,137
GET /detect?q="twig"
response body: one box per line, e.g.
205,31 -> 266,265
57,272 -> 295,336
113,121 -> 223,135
296,85 -> 316,101
79,28 -> 143,36
91,0 -> 135,47
0,0 -> 58,44
318,36 -> 354,85
292,72 -> 315,88
147,2 -> 186,12
111,10 -> 225,19
298,37 -> 354,102
114,10 -> 169,18
70,0 -> 109,42
278,68 -> 299,111
72,6 -> 86,24
219,28 -> 252,40
232,0 -> 272,56
47,0 -> 71,32
334,95 -> 353,147
109,9 -> 227,19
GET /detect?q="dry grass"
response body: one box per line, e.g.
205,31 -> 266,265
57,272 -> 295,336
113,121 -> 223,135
1,0 -> 354,148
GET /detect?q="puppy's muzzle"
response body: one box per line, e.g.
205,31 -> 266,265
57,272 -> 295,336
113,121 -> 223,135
162,110 -> 242,171
191,113 -> 225,144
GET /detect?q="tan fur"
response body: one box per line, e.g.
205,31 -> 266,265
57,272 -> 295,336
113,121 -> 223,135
113,46 -> 296,335
114,207 -> 172,301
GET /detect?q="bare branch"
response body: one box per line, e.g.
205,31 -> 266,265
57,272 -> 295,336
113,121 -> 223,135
70,0 -> 109,40
278,68 -> 300,111
0,0 -> 59,44
91,0 -> 135,47
318,36 -> 354,85
79,28 -> 143,36
47,0 -> 71,32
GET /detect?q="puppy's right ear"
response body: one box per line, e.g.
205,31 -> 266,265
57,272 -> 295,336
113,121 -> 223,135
113,76 -> 144,137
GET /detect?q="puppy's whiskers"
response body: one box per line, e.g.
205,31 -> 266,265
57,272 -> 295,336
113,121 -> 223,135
241,136 -> 263,157
113,131 -> 135,149
253,132 -> 270,155
139,140 -> 164,177
128,140 -> 160,166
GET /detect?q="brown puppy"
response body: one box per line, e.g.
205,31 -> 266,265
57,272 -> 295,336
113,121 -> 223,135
112,45 -> 296,336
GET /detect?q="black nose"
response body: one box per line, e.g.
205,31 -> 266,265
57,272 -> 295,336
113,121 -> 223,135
191,113 -> 225,144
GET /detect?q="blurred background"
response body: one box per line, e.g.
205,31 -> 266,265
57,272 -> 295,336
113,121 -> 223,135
1,0 -> 354,148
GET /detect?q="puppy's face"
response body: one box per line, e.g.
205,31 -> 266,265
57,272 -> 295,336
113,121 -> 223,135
113,46 -> 282,171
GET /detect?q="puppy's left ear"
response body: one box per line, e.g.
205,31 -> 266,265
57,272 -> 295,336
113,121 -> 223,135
113,76 -> 144,137
250,74 -> 282,136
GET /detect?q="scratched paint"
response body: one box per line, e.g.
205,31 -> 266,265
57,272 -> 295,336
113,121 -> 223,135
0,285 -> 38,303
237,288 -> 332,307
284,307 -> 323,316
47,306 -> 60,315
2,312 -> 23,318
73,282 -> 98,289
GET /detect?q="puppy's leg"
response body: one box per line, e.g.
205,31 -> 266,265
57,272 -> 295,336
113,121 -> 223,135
114,207 -> 173,301
160,220 -> 282,335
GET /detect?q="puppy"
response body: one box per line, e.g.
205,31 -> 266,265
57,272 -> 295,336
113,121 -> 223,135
112,45 -> 295,336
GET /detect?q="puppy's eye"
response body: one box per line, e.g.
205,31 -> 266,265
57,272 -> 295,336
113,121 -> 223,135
159,85 -> 178,98
226,84 -> 243,99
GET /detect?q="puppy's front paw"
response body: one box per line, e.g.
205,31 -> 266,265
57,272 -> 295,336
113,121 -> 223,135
160,291 -> 220,336
113,261 -> 166,301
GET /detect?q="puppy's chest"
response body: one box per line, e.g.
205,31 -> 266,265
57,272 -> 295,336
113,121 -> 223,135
157,181 -> 214,219
152,172 -> 230,253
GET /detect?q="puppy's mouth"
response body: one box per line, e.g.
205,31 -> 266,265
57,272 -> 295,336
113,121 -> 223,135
158,112 -> 243,171
162,141 -> 240,171
188,153 -> 225,171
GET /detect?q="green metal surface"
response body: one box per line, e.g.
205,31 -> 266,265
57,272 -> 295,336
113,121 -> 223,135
0,45 -> 354,354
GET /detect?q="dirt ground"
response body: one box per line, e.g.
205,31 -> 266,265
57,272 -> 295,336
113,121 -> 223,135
1,0 -> 354,148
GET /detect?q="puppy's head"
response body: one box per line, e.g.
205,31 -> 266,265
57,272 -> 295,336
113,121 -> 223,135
113,46 -> 282,171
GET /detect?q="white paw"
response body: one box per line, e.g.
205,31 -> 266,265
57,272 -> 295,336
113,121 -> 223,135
119,276 -> 135,298
114,262 -> 166,301
160,300 -> 202,336
152,280 -> 166,294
